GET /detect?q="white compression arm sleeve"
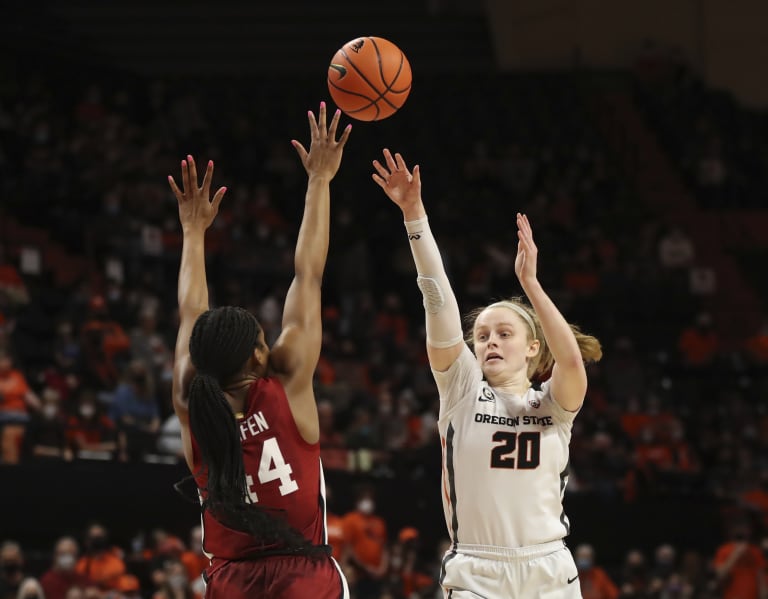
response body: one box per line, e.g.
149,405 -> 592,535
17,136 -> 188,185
404,217 -> 464,348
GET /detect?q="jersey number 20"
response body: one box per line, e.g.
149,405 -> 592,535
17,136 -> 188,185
490,431 -> 541,469
245,437 -> 299,503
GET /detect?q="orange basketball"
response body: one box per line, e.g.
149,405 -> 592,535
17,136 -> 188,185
327,36 -> 412,122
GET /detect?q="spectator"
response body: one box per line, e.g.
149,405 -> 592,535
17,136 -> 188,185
317,399 -> 348,470
64,389 -> 118,459
342,486 -> 389,599
0,249 -> 30,307
678,549 -> 709,598
678,311 -> 720,368
40,537 -> 91,599
740,471 -> 768,534
0,350 -> 41,464
23,386 -> 71,461
129,308 -> 171,385
688,264 -> 717,297
155,413 -> 184,459
79,295 -> 131,389
649,543 -> 678,591
0,541 -> 26,599
109,359 -> 160,460
618,549 -> 651,598
75,523 -> 139,594
52,320 -> 81,380
152,557 -> 196,599
179,527 -> 207,598
713,521 -> 767,599
574,543 -> 619,599
657,226 -> 695,270
14,578 -> 45,599
345,407 -> 380,450
323,486 -> 348,566
392,527 -> 433,599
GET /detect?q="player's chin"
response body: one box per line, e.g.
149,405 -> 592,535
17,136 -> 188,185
481,360 -> 503,375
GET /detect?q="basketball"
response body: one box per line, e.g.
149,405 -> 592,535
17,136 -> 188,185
327,36 -> 412,122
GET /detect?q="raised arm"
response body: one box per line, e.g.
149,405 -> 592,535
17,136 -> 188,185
270,104 -> 351,441
515,213 -> 587,411
372,150 -> 464,372
168,157 -> 226,466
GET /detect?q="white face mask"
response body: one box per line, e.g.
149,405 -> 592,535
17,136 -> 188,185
357,499 -> 375,515
79,405 -> 96,419
56,553 -> 76,571
43,404 -> 59,419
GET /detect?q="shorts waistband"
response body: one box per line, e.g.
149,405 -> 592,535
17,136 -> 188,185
455,540 -> 566,562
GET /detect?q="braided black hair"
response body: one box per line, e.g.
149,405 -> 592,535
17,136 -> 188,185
187,307 -> 320,556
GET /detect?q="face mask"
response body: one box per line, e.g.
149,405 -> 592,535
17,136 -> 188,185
56,554 -> 76,570
357,499 -> 374,515
576,558 -> 592,571
43,404 -> 59,419
168,574 -> 187,590
80,405 -> 96,419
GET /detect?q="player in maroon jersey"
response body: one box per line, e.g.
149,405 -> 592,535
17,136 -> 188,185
167,103 -> 351,599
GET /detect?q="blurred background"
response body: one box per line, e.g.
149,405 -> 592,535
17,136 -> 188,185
1,1 -> 767,598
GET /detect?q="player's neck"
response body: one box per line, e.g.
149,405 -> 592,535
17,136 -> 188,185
222,374 -> 259,414
488,372 -> 531,396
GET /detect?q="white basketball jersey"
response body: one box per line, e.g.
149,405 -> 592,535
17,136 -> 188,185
434,345 -> 577,549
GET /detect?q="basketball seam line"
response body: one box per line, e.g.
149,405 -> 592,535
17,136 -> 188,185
339,41 -> 402,112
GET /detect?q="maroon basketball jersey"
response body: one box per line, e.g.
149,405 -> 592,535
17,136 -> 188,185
192,377 -> 327,560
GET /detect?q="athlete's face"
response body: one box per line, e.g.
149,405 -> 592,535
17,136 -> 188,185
473,307 -> 539,382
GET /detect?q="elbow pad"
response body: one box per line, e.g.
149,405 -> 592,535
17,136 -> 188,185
405,218 -> 463,349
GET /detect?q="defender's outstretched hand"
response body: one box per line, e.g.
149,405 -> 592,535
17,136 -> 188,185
514,213 -> 539,286
168,155 -> 227,232
292,102 -> 352,180
372,149 -> 422,212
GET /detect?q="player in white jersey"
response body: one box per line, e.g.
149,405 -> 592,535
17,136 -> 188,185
372,149 -> 602,598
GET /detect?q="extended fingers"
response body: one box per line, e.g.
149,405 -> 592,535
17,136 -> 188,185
307,109 -> 319,140
517,213 -> 533,238
181,159 -> 190,193
412,164 -> 421,187
394,152 -> 409,174
383,148 -> 397,173
201,160 -> 214,195
291,139 -> 308,163
318,101 -> 327,136
372,159 -> 390,179
336,123 -> 352,146
372,173 -> 387,189
211,186 -> 227,212
328,107 -> 341,140
187,155 -> 199,189
168,175 -> 183,202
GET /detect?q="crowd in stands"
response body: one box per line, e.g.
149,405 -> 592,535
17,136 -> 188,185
631,43 -> 768,211
1,53 -> 768,598
3,511 -> 768,598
